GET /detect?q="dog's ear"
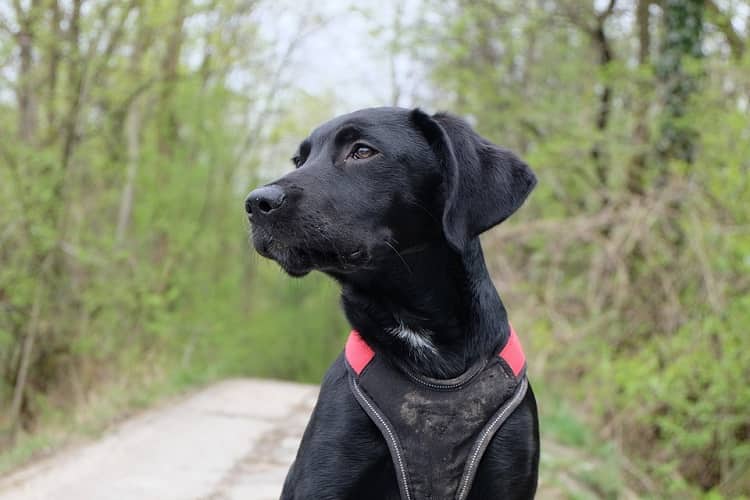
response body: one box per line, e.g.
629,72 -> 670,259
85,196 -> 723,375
410,109 -> 537,253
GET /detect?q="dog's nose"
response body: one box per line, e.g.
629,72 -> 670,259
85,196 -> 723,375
245,185 -> 287,218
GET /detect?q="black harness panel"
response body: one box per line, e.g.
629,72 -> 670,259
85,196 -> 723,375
344,327 -> 528,500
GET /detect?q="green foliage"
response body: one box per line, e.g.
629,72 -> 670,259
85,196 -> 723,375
182,261 -> 347,384
0,0 -> 345,449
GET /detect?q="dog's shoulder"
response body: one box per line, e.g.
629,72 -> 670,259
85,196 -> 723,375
311,354 -> 379,437
310,354 -> 355,419
282,354 -> 398,499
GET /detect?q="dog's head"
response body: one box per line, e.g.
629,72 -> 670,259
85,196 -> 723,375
245,107 -> 535,277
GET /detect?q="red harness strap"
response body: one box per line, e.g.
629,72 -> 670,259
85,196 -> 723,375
500,324 -> 525,376
345,330 -> 375,375
345,324 -> 526,377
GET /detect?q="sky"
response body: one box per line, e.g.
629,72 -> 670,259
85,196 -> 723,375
255,0 -> 424,113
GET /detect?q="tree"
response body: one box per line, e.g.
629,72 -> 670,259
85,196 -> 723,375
657,0 -> 704,165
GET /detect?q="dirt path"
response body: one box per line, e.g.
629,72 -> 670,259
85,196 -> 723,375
0,379 -> 317,500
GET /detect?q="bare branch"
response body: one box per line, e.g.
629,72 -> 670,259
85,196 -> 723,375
706,0 -> 745,60
597,0 -> 617,22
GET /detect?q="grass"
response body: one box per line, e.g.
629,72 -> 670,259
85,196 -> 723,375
534,381 -> 631,499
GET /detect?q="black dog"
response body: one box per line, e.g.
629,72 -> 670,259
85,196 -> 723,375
245,107 -> 539,499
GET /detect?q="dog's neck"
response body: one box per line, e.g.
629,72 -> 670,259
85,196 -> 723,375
337,239 -> 510,379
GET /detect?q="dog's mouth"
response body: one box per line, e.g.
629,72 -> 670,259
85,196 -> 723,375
252,231 -> 370,277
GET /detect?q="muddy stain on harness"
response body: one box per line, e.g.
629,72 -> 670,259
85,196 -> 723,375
400,384 -> 498,439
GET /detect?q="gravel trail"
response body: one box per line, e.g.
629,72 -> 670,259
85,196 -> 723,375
0,379 -> 317,500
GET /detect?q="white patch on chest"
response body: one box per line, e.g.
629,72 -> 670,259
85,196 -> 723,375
387,322 -> 437,357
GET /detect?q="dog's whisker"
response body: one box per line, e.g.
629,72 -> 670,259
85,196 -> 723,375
404,198 -> 439,224
384,240 -> 412,274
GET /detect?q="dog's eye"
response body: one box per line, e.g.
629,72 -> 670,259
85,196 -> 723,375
350,144 -> 377,160
291,155 -> 304,168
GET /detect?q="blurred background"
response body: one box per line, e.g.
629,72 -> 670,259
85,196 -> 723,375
0,0 -> 748,497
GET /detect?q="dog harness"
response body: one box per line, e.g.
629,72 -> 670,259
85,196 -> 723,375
344,325 -> 528,500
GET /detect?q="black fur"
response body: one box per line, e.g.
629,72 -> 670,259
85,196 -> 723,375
245,107 -> 539,499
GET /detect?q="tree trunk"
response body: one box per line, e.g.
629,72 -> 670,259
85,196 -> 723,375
627,0 -> 651,195
15,1 -> 40,144
657,0 -> 704,166
116,99 -> 143,245
116,10 -> 149,245
589,0 -> 616,199
9,282 -> 42,440
61,0 -> 83,173
590,19 -> 613,192
158,0 -> 187,157
46,0 -> 62,135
